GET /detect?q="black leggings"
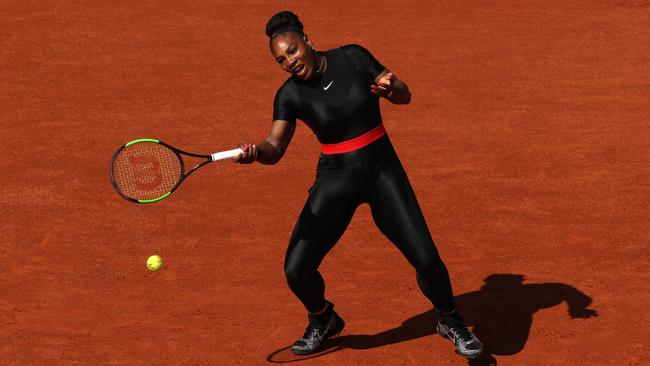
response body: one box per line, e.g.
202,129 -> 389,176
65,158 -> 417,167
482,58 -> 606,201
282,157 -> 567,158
284,136 -> 456,313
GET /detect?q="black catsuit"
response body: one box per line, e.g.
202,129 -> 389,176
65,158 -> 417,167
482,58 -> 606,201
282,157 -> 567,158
274,44 -> 456,314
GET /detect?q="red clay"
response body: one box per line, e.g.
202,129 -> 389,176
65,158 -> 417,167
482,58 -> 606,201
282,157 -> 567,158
1,1 -> 648,365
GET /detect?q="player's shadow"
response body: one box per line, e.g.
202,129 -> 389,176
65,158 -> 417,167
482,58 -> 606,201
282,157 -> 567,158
266,274 -> 598,364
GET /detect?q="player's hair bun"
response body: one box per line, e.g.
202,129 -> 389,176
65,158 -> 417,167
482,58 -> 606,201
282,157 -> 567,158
266,11 -> 304,39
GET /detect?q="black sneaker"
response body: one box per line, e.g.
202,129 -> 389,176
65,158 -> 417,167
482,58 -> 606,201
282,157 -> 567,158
436,310 -> 483,359
291,303 -> 345,355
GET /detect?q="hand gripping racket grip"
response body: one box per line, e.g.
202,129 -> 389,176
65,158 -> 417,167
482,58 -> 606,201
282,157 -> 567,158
210,148 -> 245,162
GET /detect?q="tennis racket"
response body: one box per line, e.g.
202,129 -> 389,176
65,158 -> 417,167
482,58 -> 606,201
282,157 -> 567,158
110,138 -> 243,203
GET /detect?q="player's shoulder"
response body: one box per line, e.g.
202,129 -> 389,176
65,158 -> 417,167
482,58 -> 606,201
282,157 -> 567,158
276,77 -> 299,95
339,44 -> 376,64
274,77 -> 300,104
340,44 -> 368,51
339,44 -> 372,55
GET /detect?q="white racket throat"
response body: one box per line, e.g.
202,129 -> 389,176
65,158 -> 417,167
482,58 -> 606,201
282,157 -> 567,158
211,148 -> 244,162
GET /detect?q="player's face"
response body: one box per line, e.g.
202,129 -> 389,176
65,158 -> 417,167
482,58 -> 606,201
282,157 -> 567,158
270,32 -> 318,80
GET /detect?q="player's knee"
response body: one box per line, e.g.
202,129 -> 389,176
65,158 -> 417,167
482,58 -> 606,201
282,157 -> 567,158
414,256 -> 446,276
284,264 -> 308,285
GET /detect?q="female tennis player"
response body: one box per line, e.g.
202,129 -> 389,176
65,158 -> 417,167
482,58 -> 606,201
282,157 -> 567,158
235,11 -> 483,358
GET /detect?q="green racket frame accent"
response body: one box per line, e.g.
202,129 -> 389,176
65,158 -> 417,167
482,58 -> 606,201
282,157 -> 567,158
137,191 -> 172,203
125,138 -> 159,147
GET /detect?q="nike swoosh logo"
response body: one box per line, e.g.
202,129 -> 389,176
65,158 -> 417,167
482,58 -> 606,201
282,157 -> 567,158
314,316 -> 335,341
323,81 -> 334,90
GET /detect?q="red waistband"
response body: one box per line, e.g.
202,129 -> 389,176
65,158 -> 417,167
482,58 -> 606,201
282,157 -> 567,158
321,124 -> 387,155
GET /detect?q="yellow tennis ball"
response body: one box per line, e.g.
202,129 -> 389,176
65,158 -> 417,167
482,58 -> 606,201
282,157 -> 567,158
147,255 -> 163,271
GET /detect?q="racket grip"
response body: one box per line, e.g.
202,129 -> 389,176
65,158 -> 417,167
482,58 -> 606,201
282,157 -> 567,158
211,148 -> 244,162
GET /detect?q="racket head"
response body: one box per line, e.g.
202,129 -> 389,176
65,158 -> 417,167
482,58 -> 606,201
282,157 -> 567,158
110,138 -> 184,203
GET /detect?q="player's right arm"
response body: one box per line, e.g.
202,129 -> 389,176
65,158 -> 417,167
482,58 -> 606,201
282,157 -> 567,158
236,81 -> 298,164
235,119 -> 296,165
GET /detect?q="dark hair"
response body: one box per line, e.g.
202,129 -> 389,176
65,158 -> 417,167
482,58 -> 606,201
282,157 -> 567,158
265,11 -> 304,40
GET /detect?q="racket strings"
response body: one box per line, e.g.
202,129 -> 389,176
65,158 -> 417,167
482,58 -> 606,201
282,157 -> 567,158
112,142 -> 182,201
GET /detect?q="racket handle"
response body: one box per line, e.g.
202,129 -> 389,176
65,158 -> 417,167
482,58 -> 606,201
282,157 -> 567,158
211,148 -> 244,162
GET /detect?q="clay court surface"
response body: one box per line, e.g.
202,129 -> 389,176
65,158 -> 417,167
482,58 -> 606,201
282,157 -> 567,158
2,1 -> 649,365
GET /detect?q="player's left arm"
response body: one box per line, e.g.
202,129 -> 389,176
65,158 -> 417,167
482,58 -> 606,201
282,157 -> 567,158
371,70 -> 411,105
558,283 -> 599,319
